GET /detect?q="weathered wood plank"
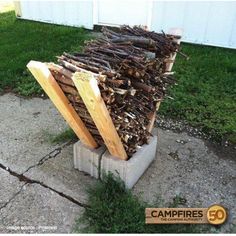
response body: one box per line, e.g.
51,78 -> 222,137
165,28 -> 183,72
147,101 -> 161,133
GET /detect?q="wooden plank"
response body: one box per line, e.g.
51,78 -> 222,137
165,28 -> 183,72
147,111 -> 156,133
147,28 -> 182,132
72,71 -> 128,160
147,101 -> 161,133
27,60 -> 98,149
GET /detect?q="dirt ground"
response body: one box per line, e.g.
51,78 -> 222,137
0,93 -> 235,233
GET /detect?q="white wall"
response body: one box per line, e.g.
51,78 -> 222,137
19,1 -> 93,29
17,0 -> 236,49
151,1 -> 236,49
94,0 -> 151,27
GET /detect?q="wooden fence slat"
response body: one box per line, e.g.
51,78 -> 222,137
27,60 -> 98,149
72,71 -> 128,160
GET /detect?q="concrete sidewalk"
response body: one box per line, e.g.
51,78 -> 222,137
0,94 -> 95,233
0,93 -> 235,233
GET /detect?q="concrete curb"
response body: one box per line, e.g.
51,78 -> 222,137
73,136 -> 157,188
73,141 -> 106,178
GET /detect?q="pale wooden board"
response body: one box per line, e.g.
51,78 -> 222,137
27,60 -> 98,149
72,71 -> 128,160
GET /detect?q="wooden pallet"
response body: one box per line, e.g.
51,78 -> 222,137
27,29 -> 182,160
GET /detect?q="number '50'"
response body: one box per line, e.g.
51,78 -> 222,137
208,209 -> 225,221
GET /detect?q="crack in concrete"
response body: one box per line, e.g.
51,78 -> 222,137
23,140 -> 73,174
0,162 -> 89,209
0,183 -> 27,211
98,149 -> 107,180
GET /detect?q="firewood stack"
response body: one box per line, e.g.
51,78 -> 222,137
48,26 -> 180,157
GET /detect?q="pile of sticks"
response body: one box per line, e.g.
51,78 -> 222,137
49,26 -> 180,157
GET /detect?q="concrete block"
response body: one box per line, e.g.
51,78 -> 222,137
73,141 -> 106,178
101,135 -> 157,189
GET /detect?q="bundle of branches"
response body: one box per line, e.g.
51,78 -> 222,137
49,26 -> 180,157
103,26 -> 180,59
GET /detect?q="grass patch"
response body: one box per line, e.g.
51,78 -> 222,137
51,128 -> 77,144
160,44 -> 236,143
1,11 -> 235,143
74,173 -> 210,233
0,11 -> 91,96
41,128 -> 77,144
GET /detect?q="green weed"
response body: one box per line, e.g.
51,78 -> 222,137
51,128 -> 77,144
160,43 -> 236,143
74,173 -> 209,233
